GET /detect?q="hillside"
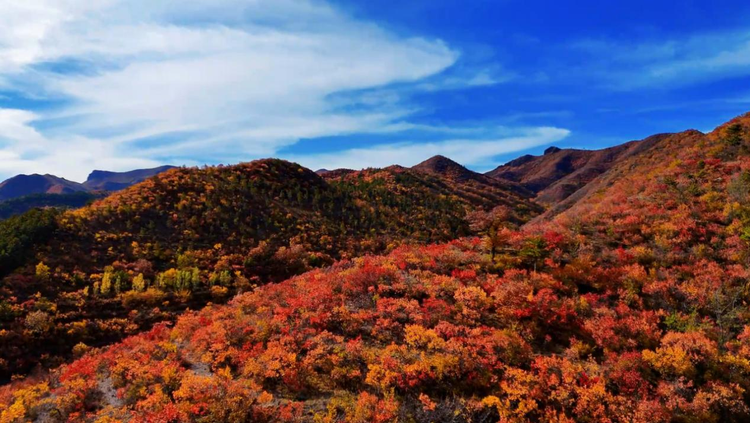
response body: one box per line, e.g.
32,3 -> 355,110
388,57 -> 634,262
0,174 -> 87,201
0,192 -> 105,220
0,158 -> 540,380
537,113 -> 750,235
4,113 -> 750,422
329,162 -> 540,224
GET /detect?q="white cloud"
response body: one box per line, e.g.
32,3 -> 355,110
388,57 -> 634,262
0,108 -> 162,178
0,0 -> 571,183
289,126 -> 571,171
0,0 -> 465,180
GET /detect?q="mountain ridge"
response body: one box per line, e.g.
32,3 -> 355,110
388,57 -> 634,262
485,133 -> 676,205
0,165 -> 177,203
82,165 -> 177,191
0,174 -> 87,201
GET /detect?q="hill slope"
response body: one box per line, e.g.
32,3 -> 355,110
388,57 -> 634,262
0,158 -> 539,380
328,163 -> 541,225
0,191 -> 104,220
5,113 -> 750,422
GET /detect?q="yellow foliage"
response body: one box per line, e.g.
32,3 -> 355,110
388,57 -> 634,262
404,325 -> 445,350
643,346 -> 693,377
257,391 -> 274,404
487,368 -> 539,420
35,262 -> 50,282
1,383 -> 50,423
132,273 -> 146,292
0,400 -> 25,423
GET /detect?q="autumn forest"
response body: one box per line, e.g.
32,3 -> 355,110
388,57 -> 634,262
3,113 -> 750,422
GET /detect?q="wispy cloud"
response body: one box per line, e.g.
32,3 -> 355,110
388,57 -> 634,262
0,108 -> 164,177
0,0 -> 465,180
0,0 -> 573,181
569,28 -> 750,89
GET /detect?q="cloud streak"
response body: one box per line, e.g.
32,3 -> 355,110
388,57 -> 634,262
0,0 -> 574,182
569,28 -> 750,89
0,0 -> 469,180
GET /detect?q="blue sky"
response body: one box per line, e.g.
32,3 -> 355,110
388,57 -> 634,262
1,0 -> 750,181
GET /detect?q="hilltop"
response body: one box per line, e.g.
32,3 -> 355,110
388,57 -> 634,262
412,155 -> 483,182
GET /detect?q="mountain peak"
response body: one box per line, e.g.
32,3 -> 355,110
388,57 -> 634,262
412,155 -> 476,181
0,174 -> 87,201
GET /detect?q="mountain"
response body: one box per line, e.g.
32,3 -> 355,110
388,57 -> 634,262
0,165 -> 175,202
0,158 -> 540,380
536,132 -> 688,220
5,113 -> 750,421
541,113 -> 750,226
485,137 -> 670,205
82,165 -> 177,191
0,174 -> 87,201
0,166 -> 177,219
412,154 -> 480,182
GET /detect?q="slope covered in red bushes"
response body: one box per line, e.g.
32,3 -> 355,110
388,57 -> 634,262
5,113 -> 750,422
0,158 -> 540,381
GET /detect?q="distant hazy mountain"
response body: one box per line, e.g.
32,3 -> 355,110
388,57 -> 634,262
0,166 -> 177,219
484,138 -> 669,205
0,165 -> 176,202
83,165 -> 177,191
0,174 -> 87,201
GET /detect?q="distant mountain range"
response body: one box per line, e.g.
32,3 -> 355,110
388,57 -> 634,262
0,138 -> 685,222
0,141 -> 666,210
82,165 -> 177,191
0,174 -> 87,201
484,138 -> 670,205
0,165 -> 176,202
0,166 -> 177,219
318,146 -> 636,210
0,166 -> 174,201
